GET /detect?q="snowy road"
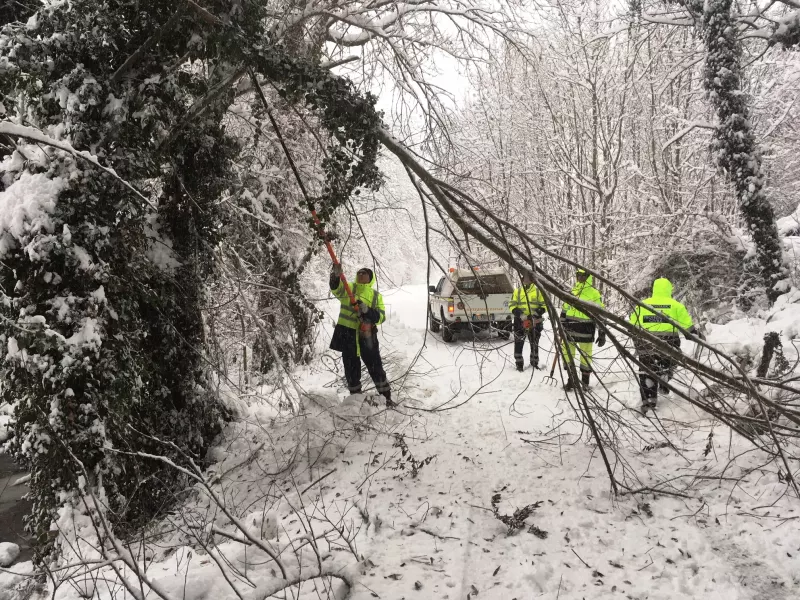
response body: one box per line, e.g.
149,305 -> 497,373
314,284 -> 800,599
6,284 -> 798,599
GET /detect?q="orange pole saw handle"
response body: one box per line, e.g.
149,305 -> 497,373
247,75 -> 361,315
310,209 -> 358,310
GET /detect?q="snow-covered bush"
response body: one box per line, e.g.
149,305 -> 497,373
0,0 -> 384,558
0,1 -> 238,554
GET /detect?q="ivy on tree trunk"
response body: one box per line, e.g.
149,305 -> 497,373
0,0 -> 382,559
702,0 -> 788,304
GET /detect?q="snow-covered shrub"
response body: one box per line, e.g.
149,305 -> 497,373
0,1 -> 239,554
0,0 -> 383,558
641,231 -> 764,319
215,108 -> 328,374
641,200 -> 800,321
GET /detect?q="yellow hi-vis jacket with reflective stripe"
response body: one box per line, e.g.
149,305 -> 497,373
331,273 -> 386,330
509,284 -> 546,316
562,274 -> 604,321
629,277 -> 693,335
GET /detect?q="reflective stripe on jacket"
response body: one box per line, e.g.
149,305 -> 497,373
332,273 -> 386,330
629,277 -> 692,335
509,284 -> 546,316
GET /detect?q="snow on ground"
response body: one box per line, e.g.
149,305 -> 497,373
0,542 -> 20,568
4,285 -> 800,599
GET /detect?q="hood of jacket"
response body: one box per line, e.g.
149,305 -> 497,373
353,270 -> 376,290
652,277 -> 673,298
573,273 -> 593,292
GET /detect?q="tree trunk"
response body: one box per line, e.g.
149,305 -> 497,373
702,0 -> 788,304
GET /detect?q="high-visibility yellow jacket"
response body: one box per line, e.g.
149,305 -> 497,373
331,273 -> 386,330
562,274 -> 604,321
629,278 -> 693,336
509,283 -> 546,316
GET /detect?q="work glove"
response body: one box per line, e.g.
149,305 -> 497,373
596,330 -> 606,347
332,263 -> 343,277
512,308 -> 523,318
329,270 -> 341,290
357,300 -> 370,315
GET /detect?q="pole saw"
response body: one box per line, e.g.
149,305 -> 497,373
309,208 -> 366,329
247,69 -> 364,330
310,209 -> 356,302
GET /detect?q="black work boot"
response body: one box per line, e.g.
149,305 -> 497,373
530,355 -> 540,370
564,376 -> 575,391
659,381 -> 670,395
383,391 -> 396,408
516,362 -> 524,372
581,372 -> 591,388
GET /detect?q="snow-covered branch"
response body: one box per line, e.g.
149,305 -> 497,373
0,122 -> 156,209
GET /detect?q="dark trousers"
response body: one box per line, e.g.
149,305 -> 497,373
513,317 -> 543,367
637,336 -> 680,401
341,333 -> 390,397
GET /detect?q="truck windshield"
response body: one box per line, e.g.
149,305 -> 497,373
454,275 -> 512,295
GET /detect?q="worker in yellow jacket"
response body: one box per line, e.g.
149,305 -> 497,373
509,271 -> 546,371
629,277 -> 703,409
560,268 -> 605,391
329,265 -> 392,405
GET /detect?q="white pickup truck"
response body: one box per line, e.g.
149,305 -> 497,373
427,267 -> 515,342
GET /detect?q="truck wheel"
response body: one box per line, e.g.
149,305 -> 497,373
440,309 -> 454,342
429,306 -> 441,333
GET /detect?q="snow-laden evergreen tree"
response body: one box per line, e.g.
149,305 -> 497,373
0,0 -> 238,554
0,0 -> 382,557
701,0 -> 789,304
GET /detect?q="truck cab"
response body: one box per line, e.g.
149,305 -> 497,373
427,267 -> 515,342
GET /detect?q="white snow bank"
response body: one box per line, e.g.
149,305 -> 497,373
0,542 -> 20,567
706,317 -> 766,359
0,560 -> 32,599
774,11 -> 800,45
777,203 -> 800,236
767,288 -> 800,338
704,288 -> 800,375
